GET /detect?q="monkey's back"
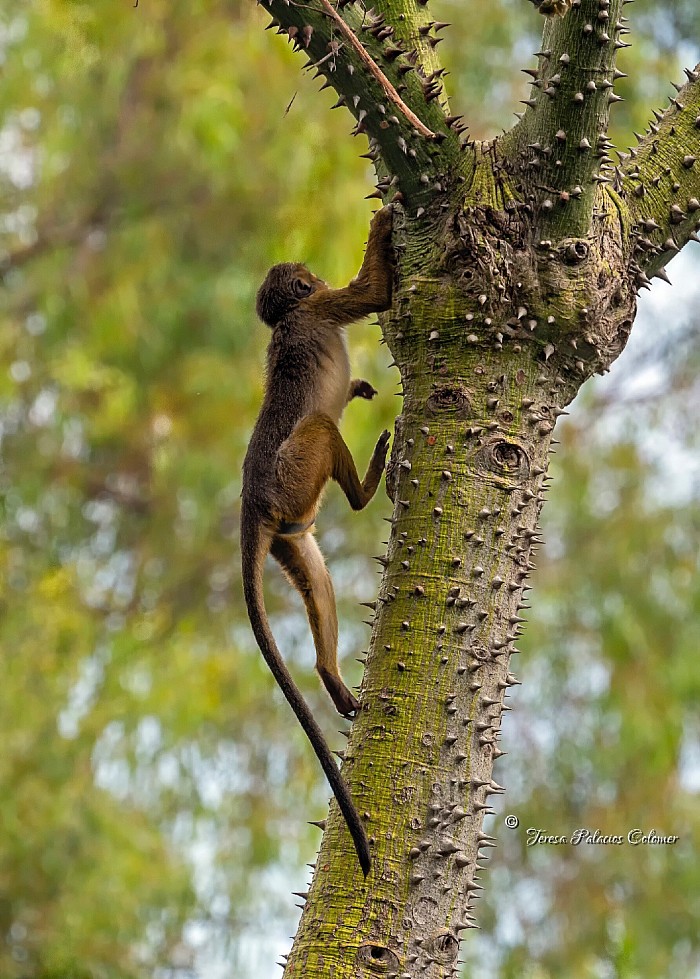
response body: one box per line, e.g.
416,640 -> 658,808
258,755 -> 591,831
242,316 -> 350,508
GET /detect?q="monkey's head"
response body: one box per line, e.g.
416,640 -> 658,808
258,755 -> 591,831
256,263 -> 327,328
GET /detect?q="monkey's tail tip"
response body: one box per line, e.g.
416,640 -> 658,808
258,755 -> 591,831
359,848 -> 371,877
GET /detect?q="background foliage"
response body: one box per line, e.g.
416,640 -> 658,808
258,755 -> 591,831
0,0 -> 698,975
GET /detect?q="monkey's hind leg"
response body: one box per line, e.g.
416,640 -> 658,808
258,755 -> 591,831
273,414 -> 390,713
271,532 -> 359,717
334,427 -> 391,510
276,413 -> 390,513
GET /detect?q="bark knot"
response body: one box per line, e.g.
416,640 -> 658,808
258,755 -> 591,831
476,438 -> 531,482
426,384 -> 472,416
423,930 -> 459,964
356,943 -> 401,973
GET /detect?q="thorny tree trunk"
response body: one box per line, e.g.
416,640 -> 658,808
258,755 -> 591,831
255,0 -> 700,975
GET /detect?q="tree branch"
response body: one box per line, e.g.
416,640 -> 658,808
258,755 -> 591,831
257,0 -> 466,200
617,65 -> 700,283
317,0 -> 435,136
501,0 -> 629,239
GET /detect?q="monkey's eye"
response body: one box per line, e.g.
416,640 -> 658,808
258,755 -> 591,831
292,278 -> 313,299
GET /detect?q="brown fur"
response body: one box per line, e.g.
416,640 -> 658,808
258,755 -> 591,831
532,0 -> 571,15
240,206 -> 394,874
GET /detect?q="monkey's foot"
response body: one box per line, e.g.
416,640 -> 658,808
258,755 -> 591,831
375,429 -> 391,463
319,669 -> 361,717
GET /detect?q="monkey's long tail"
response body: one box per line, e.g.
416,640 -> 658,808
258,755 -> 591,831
240,515 -> 371,876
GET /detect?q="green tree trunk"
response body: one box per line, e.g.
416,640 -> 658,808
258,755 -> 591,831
255,0 -> 700,973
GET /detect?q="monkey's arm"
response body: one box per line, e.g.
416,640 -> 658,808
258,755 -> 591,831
304,206 -> 394,325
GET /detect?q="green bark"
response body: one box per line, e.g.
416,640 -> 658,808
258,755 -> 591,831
254,0 -> 700,974
620,65 -> 700,281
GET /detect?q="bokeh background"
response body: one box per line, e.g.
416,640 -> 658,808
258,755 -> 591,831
1,1 -> 699,976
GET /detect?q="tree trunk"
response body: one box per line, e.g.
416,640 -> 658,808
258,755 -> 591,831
255,0 -> 700,974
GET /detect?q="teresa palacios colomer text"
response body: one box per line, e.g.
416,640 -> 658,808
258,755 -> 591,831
527,828 -> 679,846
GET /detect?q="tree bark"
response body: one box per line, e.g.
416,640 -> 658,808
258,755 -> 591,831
255,0 -> 700,974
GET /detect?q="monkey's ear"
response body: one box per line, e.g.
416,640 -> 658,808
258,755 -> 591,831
293,278 -> 313,299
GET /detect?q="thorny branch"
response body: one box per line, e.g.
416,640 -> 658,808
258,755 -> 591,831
501,0 -> 631,238
317,0 -> 436,137
618,66 -> 700,284
259,0 -> 460,187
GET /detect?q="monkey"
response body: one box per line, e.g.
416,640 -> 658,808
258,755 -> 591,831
240,205 -> 394,876
531,0 -> 571,15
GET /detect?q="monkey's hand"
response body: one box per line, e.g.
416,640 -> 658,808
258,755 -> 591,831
368,205 -> 394,257
336,205 -> 393,317
348,378 -> 378,402
351,205 -> 394,284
